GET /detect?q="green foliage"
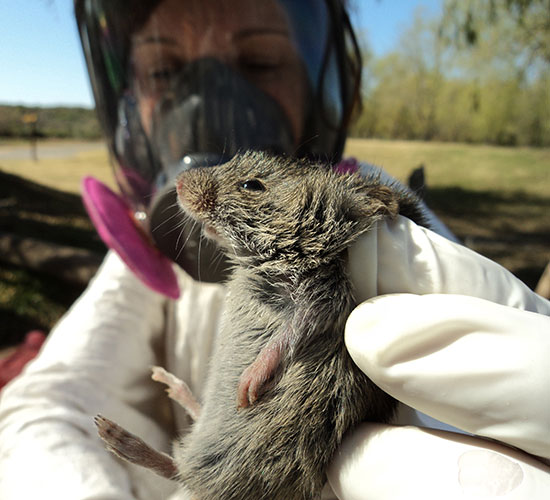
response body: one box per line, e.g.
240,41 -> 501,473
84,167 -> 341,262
440,0 -> 550,65
0,104 -> 102,140
351,2 -> 550,147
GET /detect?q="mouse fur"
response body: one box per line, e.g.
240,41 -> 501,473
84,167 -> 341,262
168,151 -> 428,499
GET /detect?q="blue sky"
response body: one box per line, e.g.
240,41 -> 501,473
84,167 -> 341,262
0,0 -> 442,108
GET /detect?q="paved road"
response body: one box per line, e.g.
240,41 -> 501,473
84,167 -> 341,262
0,141 -> 107,160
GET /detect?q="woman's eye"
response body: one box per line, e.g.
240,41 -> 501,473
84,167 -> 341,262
136,64 -> 182,97
150,68 -> 172,80
240,179 -> 266,191
238,47 -> 284,78
242,59 -> 278,74
149,65 -> 180,83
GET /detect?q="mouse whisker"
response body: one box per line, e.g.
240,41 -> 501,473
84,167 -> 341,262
174,219 -> 198,262
151,208 -> 184,234
211,249 -> 225,273
163,214 -> 193,238
197,231 -> 203,281
160,199 -> 181,214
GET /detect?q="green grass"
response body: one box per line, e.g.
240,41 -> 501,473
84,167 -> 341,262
345,138 -> 550,197
0,139 -> 114,194
2,137 -> 547,197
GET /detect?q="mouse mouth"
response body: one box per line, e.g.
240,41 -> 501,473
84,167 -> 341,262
202,223 -> 220,241
177,204 -> 215,241
176,196 -> 226,247
182,212 -> 220,243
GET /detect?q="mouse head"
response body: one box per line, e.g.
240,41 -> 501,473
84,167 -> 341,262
176,151 -> 400,268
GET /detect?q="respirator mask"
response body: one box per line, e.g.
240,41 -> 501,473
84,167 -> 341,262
117,57 -> 295,283
75,0 -> 361,295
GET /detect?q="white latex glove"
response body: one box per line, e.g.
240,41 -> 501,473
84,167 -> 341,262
327,216 -> 550,499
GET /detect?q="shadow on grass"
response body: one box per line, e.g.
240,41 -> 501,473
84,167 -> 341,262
426,186 -> 550,218
0,262 -> 85,346
0,169 -> 106,252
426,186 -> 550,241
1,171 -> 101,344
1,308 -> 49,347
425,186 -> 550,290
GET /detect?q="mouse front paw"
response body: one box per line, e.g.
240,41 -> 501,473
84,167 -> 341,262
151,366 -> 201,421
237,341 -> 283,408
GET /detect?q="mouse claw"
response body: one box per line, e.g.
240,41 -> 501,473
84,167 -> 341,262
94,414 -> 179,480
94,414 -> 141,462
237,368 -> 262,408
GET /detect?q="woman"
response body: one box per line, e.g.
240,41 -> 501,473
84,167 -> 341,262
0,1 -> 548,498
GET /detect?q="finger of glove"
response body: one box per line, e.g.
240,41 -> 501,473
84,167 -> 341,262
349,216 -> 550,315
327,423 -> 550,500
346,294 -> 550,459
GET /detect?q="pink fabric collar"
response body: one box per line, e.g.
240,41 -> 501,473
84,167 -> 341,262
81,177 -> 180,298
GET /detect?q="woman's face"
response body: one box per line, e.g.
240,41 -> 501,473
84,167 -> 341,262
130,0 -> 308,145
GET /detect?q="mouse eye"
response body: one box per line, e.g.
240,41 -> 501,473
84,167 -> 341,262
240,179 -> 266,192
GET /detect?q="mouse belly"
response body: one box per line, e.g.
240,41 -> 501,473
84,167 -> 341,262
175,332 -> 397,500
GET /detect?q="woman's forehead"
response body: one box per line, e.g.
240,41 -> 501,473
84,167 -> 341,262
132,0 -> 291,43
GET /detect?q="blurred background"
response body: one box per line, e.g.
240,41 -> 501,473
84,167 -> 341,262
1,0 -> 549,347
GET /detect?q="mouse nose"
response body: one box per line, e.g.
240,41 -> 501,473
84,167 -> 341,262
175,170 -> 190,199
176,170 -> 218,216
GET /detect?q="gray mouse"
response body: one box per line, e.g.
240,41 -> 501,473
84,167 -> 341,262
95,151 -> 429,499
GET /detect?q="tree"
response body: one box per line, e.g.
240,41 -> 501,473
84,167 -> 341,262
439,0 -> 550,67
349,1 -> 550,146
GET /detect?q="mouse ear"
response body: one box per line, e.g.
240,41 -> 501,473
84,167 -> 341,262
333,159 -> 398,224
347,181 -> 400,231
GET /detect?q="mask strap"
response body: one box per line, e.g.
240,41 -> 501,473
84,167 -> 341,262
81,176 -> 180,299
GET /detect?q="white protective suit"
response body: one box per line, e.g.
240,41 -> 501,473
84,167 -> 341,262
1,167 -> 549,499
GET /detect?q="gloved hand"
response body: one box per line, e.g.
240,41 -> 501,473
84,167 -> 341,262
327,216 -> 550,499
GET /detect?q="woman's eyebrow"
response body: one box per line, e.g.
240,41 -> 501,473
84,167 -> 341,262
133,36 -> 178,47
233,27 -> 290,40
